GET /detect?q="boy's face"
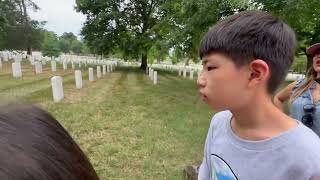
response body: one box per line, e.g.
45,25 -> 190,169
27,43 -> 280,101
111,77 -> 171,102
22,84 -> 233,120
198,53 -> 251,111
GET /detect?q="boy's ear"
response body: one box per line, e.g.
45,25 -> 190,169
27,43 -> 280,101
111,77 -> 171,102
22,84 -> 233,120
247,59 -> 270,84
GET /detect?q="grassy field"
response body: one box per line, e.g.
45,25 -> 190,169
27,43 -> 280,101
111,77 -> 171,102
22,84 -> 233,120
0,60 -> 213,179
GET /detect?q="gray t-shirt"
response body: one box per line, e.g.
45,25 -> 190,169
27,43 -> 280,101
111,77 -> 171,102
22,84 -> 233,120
198,111 -> 320,180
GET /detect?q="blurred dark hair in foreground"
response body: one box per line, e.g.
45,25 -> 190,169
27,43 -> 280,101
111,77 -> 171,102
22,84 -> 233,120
0,102 -> 99,180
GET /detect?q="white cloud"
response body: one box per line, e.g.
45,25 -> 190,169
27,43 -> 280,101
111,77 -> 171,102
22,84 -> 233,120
29,0 -> 86,38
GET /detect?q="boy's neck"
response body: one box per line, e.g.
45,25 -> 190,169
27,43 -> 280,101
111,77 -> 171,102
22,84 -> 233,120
230,95 -> 298,141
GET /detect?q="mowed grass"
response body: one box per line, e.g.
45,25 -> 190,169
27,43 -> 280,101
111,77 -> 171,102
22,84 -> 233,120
0,60 -> 213,179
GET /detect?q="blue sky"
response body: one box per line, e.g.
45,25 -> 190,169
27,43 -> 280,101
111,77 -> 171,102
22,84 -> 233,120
29,0 -> 86,38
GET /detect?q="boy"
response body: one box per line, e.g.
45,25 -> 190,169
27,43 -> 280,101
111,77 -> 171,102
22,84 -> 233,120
197,11 -> 320,180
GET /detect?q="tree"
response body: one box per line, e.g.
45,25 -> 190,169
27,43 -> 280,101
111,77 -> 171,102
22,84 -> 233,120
41,31 -> 60,57
58,32 -> 88,55
76,0 -> 168,70
60,32 -> 77,42
71,40 -> 83,55
255,0 -> 320,71
0,0 -> 44,54
58,38 -> 71,54
162,0 -> 258,65
58,32 -> 77,54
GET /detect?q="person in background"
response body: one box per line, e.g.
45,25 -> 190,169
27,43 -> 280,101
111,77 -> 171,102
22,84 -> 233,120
274,43 -> 320,136
0,103 -> 99,180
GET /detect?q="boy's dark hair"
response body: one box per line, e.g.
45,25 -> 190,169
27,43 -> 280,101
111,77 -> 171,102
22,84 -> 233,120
199,10 -> 296,94
0,103 -> 99,180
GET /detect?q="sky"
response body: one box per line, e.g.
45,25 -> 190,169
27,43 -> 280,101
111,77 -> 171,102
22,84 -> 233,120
28,0 -> 86,38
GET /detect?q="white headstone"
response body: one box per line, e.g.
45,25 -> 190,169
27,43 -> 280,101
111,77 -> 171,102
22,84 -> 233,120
190,71 -> 194,80
153,71 -> 157,85
178,70 -> 182,76
12,63 -> 22,78
27,55 -> 31,61
3,53 -> 8,61
29,56 -> 35,65
35,61 -> 43,74
72,62 -> 75,69
102,65 -> 106,75
79,62 -> 82,68
150,69 -> 154,80
0,59 -> 2,69
14,55 -> 22,63
146,67 -> 149,74
51,76 -> 64,102
63,61 -> 67,70
149,69 -> 152,79
89,68 -> 94,81
183,69 -> 187,78
51,61 -> 57,72
97,66 -> 101,79
75,70 -> 83,89
42,59 -> 46,65
107,64 -> 110,73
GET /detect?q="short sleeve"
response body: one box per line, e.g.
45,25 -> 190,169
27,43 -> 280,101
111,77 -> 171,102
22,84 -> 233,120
291,78 -> 306,95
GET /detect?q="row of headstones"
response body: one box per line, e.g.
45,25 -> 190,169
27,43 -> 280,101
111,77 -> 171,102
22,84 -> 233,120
150,63 -> 201,73
147,63 -> 202,81
51,64 -> 116,102
0,52 -> 119,68
178,68 -> 201,80
8,57 -> 117,78
0,52 -> 23,62
62,54 -> 121,66
146,67 -> 157,85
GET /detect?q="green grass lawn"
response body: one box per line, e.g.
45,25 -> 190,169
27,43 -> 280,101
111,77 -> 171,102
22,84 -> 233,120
0,60 -> 213,179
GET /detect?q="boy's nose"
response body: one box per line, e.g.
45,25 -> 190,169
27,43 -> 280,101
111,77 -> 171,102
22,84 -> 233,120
197,74 -> 206,88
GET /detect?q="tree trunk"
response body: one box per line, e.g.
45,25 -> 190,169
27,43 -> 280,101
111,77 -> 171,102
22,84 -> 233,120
27,47 -> 32,55
140,53 -> 148,70
185,58 -> 190,66
22,0 -> 32,55
157,56 -> 160,64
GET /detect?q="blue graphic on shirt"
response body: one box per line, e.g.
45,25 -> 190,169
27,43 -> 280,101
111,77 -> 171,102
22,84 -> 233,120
210,154 -> 237,180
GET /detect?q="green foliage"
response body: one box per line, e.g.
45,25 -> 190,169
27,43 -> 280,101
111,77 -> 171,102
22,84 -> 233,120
57,32 -> 87,55
58,38 -> 71,53
0,0 -> 44,53
291,55 -> 307,73
76,0 -> 169,68
41,31 -> 60,57
71,40 -> 83,55
256,0 -> 320,52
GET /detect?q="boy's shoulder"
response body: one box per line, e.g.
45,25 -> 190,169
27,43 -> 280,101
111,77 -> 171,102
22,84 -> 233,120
207,110 -> 232,136
210,110 -> 232,126
209,110 -> 320,154
285,125 -> 320,174
288,124 -> 320,156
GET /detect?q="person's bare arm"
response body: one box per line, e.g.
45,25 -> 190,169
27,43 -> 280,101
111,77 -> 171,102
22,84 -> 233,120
273,82 -> 296,111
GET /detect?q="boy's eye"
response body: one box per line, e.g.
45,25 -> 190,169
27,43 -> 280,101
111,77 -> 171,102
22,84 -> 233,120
207,67 -> 216,71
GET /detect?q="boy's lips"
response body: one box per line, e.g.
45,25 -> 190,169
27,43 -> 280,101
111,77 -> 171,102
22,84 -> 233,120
199,90 -> 208,101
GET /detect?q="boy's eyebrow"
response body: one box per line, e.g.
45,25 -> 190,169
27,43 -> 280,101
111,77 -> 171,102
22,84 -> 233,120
202,59 -> 208,65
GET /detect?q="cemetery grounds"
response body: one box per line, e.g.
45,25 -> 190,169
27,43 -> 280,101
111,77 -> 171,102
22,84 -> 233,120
0,59 -> 213,179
